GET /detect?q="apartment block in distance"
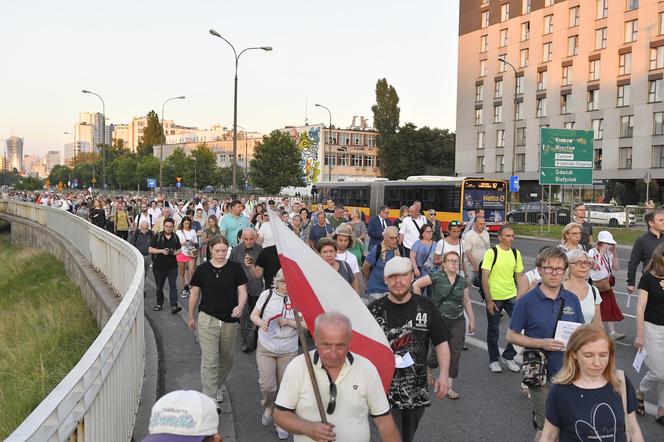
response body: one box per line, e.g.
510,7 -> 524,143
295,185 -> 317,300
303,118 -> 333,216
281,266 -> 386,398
456,0 -> 664,203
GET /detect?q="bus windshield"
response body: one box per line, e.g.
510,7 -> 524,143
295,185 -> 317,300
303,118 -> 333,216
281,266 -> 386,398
462,180 -> 507,224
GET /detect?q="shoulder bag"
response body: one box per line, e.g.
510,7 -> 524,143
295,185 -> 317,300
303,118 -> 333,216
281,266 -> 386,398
521,298 -> 565,388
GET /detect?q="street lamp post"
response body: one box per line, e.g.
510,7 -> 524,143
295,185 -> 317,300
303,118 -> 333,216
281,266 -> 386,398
497,58 -> 518,195
209,29 -> 272,196
64,131 -> 76,168
82,89 -> 106,189
315,104 -> 332,182
160,96 -> 186,190
237,125 -> 249,190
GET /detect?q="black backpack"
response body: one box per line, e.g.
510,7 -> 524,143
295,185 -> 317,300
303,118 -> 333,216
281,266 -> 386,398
475,246 -> 518,301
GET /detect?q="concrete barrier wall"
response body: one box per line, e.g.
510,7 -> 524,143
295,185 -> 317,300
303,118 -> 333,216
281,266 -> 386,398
0,201 -> 145,442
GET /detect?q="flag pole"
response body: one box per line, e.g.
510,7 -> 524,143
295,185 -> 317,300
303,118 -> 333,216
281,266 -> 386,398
293,307 -> 328,425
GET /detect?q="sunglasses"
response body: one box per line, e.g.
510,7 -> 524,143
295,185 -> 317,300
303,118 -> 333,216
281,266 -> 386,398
449,221 -> 461,227
326,376 -> 337,414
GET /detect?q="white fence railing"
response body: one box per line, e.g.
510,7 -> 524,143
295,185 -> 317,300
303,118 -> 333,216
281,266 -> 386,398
0,201 -> 145,442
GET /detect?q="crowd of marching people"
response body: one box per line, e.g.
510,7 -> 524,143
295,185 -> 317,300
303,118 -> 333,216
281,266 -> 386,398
4,190 -> 664,441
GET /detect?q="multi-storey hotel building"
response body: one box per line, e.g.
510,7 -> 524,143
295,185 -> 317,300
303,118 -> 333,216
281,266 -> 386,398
456,0 -> 664,202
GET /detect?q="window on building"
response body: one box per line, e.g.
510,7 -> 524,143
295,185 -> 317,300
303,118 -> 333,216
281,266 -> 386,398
561,94 -> 571,114
496,130 -> 505,147
627,0 -> 639,12
542,42 -> 553,62
218,153 -> 227,163
564,121 -> 576,129
651,46 -> 664,70
237,153 -> 245,163
367,136 -> 376,147
595,28 -> 608,50
594,149 -> 603,170
617,84 -> 631,106
520,48 -> 529,67
475,108 -> 483,125
340,133 -> 350,145
536,97 -> 547,117
494,104 -> 503,123
569,6 -> 580,27
353,134 -> 362,145
480,35 -> 488,52
516,127 -> 526,145
476,156 -> 485,173
477,132 -> 485,150
545,0 -> 554,7
480,59 -> 487,77
523,0 -> 531,14
619,147 -> 633,169
619,52 -> 632,75
620,115 -> 634,137
516,76 -> 524,94
481,0 -> 489,5
589,60 -> 601,81
654,112 -> 664,135
328,132 -> 338,144
660,12 -> 664,35
624,20 -> 638,43
515,153 -> 526,172
498,55 -> 507,72
588,89 -> 600,111
568,35 -> 579,56
649,79 -> 663,103
653,145 -> 664,168
537,70 -> 548,90
481,11 -> 490,29
501,3 -> 510,21
562,65 -> 572,86
352,154 -> 363,167
324,154 -> 336,167
495,80 -> 503,98
544,15 -> 554,34
339,154 -> 349,166
521,22 -> 530,41
475,84 -> 484,101
596,0 -> 608,19
592,118 -> 604,139
366,155 -> 376,168
496,155 -> 505,172
500,29 -> 508,47
515,101 -> 524,120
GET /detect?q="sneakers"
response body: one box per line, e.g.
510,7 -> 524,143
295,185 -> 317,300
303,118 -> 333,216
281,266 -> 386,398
276,427 -> 289,440
153,305 -> 162,311
501,357 -> 521,373
171,305 -> 182,314
609,331 -> 626,341
181,285 -> 190,298
489,361 -> 503,373
261,410 -> 273,426
216,386 -> 224,404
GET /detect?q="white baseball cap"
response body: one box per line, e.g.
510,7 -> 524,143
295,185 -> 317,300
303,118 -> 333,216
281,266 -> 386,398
597,231 -> 617,245
143,390 -> 219,442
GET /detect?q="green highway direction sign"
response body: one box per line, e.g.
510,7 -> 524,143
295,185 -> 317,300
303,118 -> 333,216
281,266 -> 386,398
539,128 -> 593,186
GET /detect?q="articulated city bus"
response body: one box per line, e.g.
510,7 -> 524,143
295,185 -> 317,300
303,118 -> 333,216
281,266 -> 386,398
312,176 -> 507,232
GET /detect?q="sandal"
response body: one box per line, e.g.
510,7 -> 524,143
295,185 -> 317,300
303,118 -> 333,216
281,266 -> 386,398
153,305 -> 162,311
448,389 -> 460,400
635,392 -> 646,417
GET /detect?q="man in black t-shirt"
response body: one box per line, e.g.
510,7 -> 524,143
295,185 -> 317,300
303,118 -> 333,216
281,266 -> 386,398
148,218 -> 182,313
572,203 -> 593,251
246,244 -> 281,289
368,256 -> 451,442
188,235 -> 248,407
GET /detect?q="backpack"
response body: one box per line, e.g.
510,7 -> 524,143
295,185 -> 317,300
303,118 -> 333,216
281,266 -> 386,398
475,246 -> 518,301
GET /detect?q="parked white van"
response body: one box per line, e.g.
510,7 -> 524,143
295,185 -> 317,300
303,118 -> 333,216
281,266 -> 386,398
583,203 -> 635,227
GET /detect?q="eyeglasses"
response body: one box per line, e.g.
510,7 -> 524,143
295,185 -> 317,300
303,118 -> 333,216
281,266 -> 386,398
428,212 -> 436,216
540,266 -> 566,275
571,261 -> 593,267
445,259 -> 459,264
449,221 -> 461,227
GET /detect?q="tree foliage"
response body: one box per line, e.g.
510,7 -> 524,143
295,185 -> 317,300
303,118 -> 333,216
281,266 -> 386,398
371,78 -> 401,179
137,110 -> 164,157
249,130 -> 305,194
14,176 -> 43,191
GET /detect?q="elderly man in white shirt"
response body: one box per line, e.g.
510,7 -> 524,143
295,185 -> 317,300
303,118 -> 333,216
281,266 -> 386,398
398,205 -> 425,256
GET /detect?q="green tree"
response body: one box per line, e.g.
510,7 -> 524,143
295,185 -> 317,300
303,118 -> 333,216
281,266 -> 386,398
115,156 -> 138,190
164,148 -> 188,186
137,110 -> 164,157
371,78 -> 401,179
187,144 -> 218,188
14,176 -> 43,191
249,130 -> 305,194
136,156 -> 160,190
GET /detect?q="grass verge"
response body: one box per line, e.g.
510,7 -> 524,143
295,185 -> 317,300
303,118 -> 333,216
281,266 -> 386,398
510,223 -> 644,246
0,238 -> 99,439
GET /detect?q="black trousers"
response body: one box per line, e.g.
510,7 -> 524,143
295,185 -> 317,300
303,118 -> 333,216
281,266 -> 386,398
153,267 -> 178,307
391,407 -> 426,442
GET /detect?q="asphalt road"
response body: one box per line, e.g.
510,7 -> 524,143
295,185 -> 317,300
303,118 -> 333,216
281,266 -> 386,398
219,236 -> 663,442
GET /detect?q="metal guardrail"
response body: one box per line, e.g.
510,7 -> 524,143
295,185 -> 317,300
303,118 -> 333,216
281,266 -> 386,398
0,201 -> 145,442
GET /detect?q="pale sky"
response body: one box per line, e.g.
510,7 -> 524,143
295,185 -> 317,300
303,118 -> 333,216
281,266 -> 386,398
0,0 -> 459,157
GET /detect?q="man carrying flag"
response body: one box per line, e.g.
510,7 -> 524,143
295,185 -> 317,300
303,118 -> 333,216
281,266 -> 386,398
368,256 -> 451,442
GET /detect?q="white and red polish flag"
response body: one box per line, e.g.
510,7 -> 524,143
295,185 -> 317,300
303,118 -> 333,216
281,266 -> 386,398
268,209 -> 395,391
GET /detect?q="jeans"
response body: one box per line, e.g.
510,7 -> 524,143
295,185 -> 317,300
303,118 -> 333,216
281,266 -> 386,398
153,267 -> 178,307
197,311 -> 238,399
486,297 -> 517,363
391,406 -> 426,442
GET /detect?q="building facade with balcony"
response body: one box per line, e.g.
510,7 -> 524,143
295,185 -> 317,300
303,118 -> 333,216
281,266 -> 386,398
456,0 -> 664,203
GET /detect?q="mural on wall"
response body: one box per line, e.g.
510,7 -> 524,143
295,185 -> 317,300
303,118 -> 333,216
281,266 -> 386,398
288,126 -> 321,185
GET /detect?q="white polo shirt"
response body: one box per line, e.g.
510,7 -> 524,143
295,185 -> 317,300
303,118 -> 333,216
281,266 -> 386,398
399,216 -> 423,249
336,250 -> 360,274
275,351 -> 390,442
